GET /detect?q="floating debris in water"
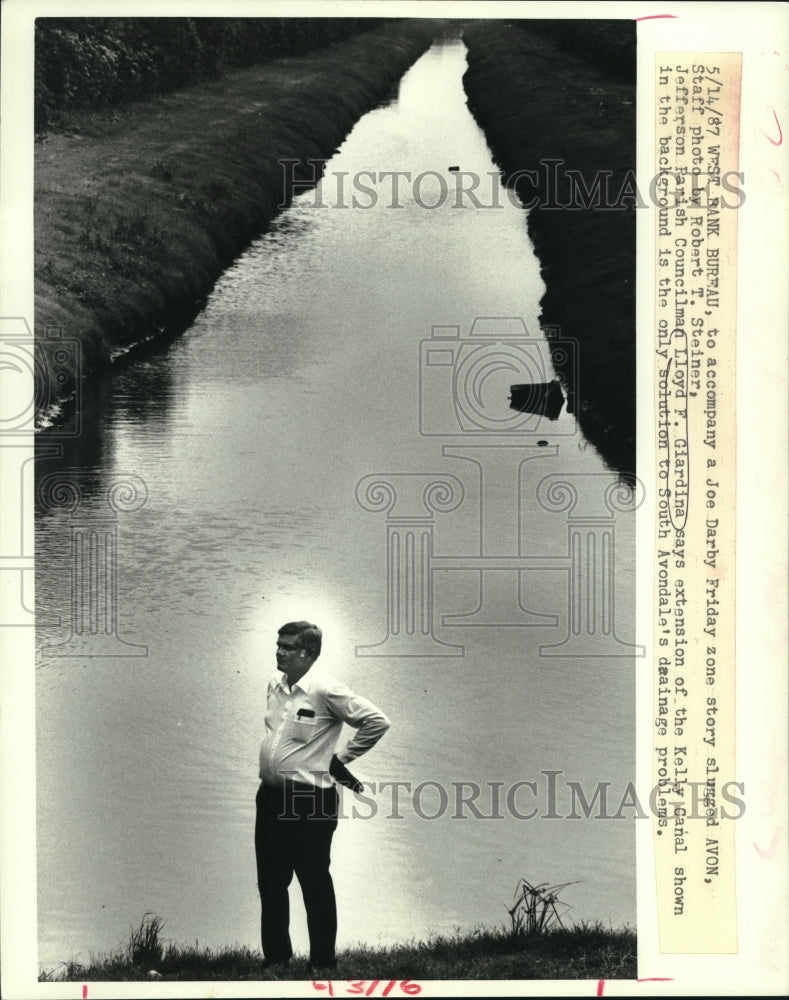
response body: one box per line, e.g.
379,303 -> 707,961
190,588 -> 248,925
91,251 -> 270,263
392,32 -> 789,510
509,379 -> 565,420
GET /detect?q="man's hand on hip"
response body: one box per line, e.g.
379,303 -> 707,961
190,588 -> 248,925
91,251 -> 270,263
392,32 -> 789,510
330,754 -> 364,794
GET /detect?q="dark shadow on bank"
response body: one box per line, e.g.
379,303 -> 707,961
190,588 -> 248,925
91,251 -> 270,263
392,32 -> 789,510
462,19 -> 637,479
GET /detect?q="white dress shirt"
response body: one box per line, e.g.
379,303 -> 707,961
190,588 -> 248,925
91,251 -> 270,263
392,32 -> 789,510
259,667 -> 391,789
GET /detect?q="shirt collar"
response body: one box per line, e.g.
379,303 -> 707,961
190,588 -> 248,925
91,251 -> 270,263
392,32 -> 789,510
275,668 -> 314,695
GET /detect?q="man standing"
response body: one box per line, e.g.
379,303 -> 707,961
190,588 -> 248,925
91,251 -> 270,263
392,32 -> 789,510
256,620 -> 391,969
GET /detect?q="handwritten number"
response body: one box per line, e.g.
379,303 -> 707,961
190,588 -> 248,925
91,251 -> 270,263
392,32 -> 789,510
313,981 -> 422,996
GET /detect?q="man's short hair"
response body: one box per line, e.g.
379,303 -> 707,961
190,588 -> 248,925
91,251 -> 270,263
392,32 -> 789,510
278,621 -> 322,661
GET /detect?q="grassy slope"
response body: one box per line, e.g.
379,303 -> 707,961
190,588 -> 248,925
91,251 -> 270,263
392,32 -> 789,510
35,21 -> 436,411
41,924 -> 636,982
462,21 -> 637,477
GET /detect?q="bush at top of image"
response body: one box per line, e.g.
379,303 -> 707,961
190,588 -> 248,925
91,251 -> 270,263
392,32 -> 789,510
514,19 -> 636,83
34,16 -> 384,132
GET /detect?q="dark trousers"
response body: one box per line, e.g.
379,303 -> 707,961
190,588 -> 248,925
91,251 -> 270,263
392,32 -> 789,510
255,781 -> 339,965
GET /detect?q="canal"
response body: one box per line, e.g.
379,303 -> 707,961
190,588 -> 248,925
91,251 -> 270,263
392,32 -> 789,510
35,38 -> 638,968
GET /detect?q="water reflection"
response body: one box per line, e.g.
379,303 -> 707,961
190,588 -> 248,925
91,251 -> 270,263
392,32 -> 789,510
36,349 -> 179,500
109,355 -> 178,429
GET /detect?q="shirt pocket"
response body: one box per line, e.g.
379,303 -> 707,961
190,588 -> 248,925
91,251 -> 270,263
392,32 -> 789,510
288,714 -> 317,744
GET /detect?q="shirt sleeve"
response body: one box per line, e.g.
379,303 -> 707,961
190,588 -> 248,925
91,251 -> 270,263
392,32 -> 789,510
324,682 -> 391,764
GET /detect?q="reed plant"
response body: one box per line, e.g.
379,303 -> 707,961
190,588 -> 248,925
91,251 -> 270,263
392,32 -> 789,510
126,913 -> 165,967
506,878 -> 580,936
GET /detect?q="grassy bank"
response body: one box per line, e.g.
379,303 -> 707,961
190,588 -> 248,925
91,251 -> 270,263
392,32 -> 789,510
462,21 -> 636,477
41,919 -> 636,982
34,21 -> 436,419
36,17 -> 389,132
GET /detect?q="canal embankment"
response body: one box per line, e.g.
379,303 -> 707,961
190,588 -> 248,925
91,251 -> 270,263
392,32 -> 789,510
34,19 -> 437,419
462,20 -> 637,477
